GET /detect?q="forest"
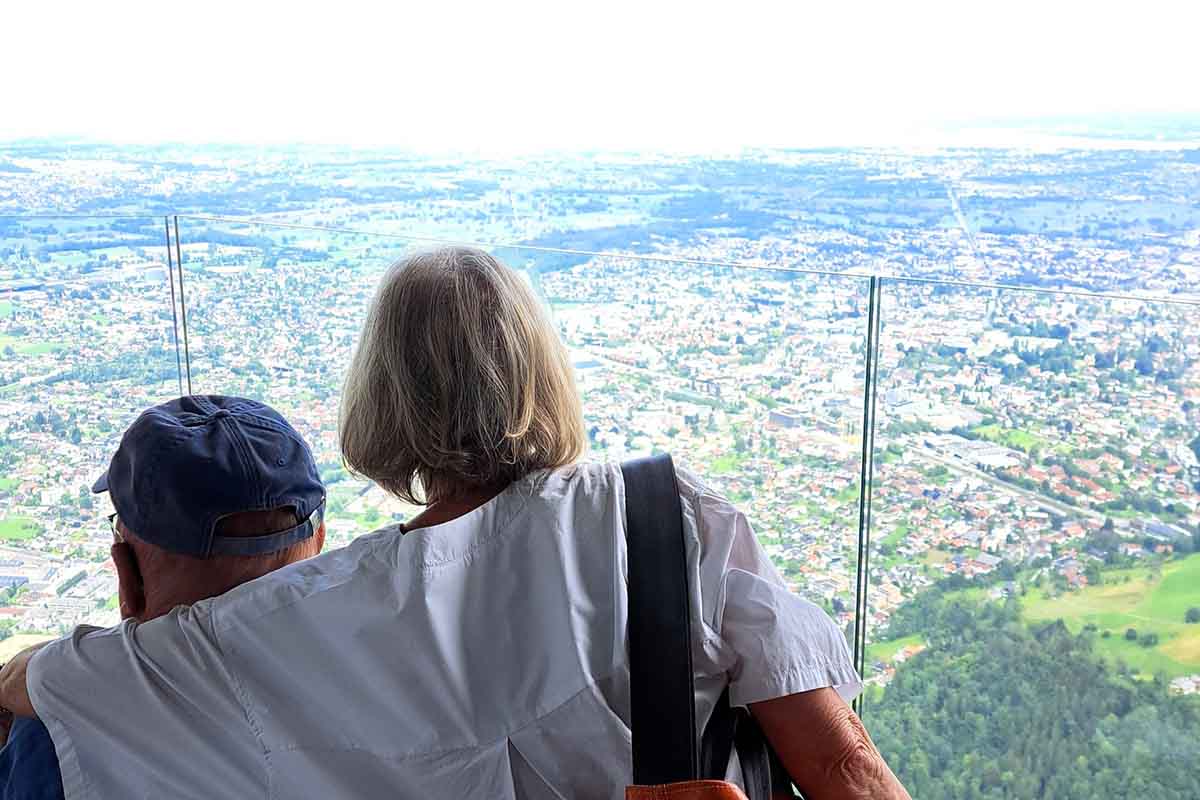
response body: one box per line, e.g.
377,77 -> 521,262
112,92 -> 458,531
870,592 -> 1200,799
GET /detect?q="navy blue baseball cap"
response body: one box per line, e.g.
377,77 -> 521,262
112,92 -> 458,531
93,395 -> 325,558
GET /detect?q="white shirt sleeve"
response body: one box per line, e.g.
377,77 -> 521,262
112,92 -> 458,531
677,466 -> 863,708
26,602 -> 266,800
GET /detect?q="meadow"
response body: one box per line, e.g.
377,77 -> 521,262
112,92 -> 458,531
1022,554 -> 1200,677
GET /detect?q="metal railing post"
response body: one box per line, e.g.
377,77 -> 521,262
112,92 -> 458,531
163,217 -> 184,397
173,216 -> 193,394
852,276 -> 884,715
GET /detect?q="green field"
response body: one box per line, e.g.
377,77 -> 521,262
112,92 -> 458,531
710,452 -> 749,475
867,633 -> 925,665
0,516 -> 42,541
879,447 -> 904,465
833,483 -> 860,504
0,301 -> 13,319
923,548 -> 951,567
0,477 -> 17,493
971,424 -> 1046,453
0,334 -> 64,356
1022,555 -> 1200,677
880,523 -> 910,549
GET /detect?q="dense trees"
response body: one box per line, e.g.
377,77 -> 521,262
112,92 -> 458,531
871,595 -> 1200,799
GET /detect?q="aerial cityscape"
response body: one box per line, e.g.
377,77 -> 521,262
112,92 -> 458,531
2,130 -> 1199,796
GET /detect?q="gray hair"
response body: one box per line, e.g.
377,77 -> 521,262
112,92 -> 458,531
339,247 -> 585,505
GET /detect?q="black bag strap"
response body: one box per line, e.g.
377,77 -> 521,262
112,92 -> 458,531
700,686 -> 737,781
735,709 -> 802,799
700,688 -> 785,798
623,454 -> 799,798
621,454 -> 698,785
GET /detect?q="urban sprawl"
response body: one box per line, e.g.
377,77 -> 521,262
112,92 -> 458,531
0,140 -> 1198,698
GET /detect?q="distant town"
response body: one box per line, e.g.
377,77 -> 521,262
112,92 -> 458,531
0,140 -> 1197,705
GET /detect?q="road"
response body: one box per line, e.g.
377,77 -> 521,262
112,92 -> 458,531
945,182 -> 990,275
912,445 -> 1111,526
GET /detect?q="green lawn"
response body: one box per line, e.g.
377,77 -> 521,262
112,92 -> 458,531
0,477 -> 17,493
0,516 -> 42,541
866,634 -> 925,665
1021,555 -> 1200,677
834,483 -> 860,504
879,447 -> 904,465
880,523 -> 910,549
47,251 -> 91,266
0,334 -> 64,356
0,301 -> 13,319
710,453 -> 748,475
925,467 -> 952,486
971,424 -> 1046,453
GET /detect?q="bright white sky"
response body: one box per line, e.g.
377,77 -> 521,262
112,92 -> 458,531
3,0 -> 1198,152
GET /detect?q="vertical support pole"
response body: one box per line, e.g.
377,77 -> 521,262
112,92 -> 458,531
164,217 -> 184,397
852,277 -> 884,715
173,216 -> 192,395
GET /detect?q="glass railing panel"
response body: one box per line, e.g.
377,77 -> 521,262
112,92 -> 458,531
175,218 -> 875,643
172,217 -> 421,547
498,244 -> 873,644
0,215 -> 180,647
864,280 -> 1200,798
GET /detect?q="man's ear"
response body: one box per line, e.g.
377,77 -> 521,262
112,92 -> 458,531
110,542 -> 145,621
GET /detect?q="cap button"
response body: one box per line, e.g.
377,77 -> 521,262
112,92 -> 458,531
211,409 -> 232,420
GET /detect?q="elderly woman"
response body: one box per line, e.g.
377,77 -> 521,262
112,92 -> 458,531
0,247 -> 908,799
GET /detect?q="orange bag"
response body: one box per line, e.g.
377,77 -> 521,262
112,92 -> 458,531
626,780 -> 750,800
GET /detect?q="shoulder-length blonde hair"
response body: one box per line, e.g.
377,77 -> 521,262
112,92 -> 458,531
340,246 -> 585,505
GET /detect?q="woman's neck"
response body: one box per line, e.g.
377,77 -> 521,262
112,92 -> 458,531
404,482 -> 511,532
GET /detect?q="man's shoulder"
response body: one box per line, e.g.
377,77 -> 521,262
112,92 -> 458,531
206,525 -> 404,633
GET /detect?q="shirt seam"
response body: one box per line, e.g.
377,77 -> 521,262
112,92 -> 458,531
206,469 -> 557,638
686,483 -> 729,644
27,646 -> 90,799
32,707 -> 86,798
208,613 -> 275,798
410,477 -> 538,574
265,665 -> 622,763
729,660 -> 863,707
507,738 -> 570,800
207,531 -> 398,637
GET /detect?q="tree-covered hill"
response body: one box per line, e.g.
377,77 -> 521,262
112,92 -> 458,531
869,596 -> 1200,799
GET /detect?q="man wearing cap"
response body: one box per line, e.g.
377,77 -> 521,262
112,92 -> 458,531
0,395 -> 326,799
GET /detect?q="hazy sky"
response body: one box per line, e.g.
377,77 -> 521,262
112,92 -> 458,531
3,0 -> 1198,152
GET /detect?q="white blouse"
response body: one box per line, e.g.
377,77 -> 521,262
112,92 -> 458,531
28,462 -> 861,799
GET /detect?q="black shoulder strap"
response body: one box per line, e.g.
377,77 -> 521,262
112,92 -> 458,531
622,453 -> 698,786
700,688 -> 780,798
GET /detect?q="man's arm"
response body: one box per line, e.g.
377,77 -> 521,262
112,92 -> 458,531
0,643 -> 48,719
750,687 -> 911,800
